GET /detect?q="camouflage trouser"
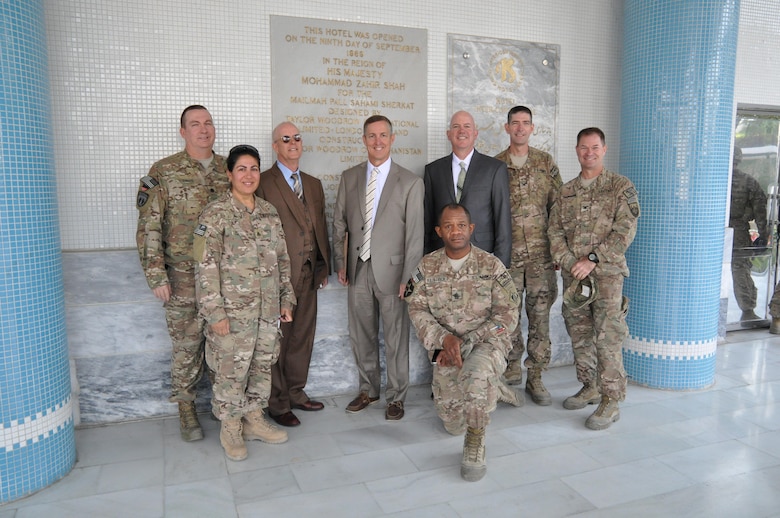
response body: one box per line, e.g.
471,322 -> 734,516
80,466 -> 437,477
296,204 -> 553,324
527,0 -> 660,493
561,273 -> 628,401
164,269 -> 206,402
507,262 -> 558,369
432,343 -> 506,429
731,256 -> 757,311
770,282 -> 780,318
205,316 -> 281,421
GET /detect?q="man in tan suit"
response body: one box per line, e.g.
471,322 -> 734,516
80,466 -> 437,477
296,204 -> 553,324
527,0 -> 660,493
256,122 -> 331,427
333,114 -> 425,421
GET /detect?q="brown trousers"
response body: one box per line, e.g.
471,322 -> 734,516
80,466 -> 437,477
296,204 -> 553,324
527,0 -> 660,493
269,262 -> 318,415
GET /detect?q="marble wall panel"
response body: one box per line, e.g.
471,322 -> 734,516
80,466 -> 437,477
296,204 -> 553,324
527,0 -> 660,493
65,250 -> 574,424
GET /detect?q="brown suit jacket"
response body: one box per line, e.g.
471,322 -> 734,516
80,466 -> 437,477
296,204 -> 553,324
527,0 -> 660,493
257,163 -> 331,288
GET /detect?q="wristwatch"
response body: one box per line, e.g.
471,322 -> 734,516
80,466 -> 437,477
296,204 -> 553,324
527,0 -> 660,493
587,252 -> 599,264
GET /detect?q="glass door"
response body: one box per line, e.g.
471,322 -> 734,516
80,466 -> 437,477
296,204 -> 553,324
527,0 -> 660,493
726,106 -> 780,330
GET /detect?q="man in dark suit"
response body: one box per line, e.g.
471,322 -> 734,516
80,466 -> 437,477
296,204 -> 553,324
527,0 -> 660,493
256,122 -> 331,427
332,114 -> 425,421
424,110 -> 512,267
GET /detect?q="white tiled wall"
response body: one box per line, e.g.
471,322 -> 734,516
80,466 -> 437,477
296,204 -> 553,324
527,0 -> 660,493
736,0 -> 780,107
45,0 -> 624,250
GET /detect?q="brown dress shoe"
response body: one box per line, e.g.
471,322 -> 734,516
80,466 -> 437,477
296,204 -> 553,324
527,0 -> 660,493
270,411 -> 301,427
293,400 -> 325,411
385,401 -> 404,420
346,392 -> 379,413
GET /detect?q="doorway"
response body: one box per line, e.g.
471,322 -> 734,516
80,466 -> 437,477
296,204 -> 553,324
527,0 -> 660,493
726,105 -> 780,330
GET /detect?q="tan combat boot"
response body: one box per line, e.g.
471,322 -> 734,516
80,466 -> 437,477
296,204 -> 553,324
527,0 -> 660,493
585,395 -> 620,430
461,427 -> 487,481
220,418 -> 248,461
741,309 -> 762,328
178,401 -> 203,442
525,368 -> 552,406
562,383 -> 601,410
242,410 -> 288,444
504,359 -> 523,385
771,317 -> 780,335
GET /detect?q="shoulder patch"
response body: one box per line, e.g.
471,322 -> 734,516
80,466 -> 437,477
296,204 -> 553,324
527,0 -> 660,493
193,234 -> 206,264
496,271 -> 513,288
140,175 -> 159,191
194,224 -> 207,236
136,191 -> 149,208
403,278 -> 415,298
623,187 -> 640,217
404,267 -> 424,298
496,270 -> 520,305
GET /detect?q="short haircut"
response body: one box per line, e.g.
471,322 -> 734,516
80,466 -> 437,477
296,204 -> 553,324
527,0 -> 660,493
227,144 -> 260,172
437,203 -> 471,225
363,115 -> 393,135
577,127 -> 606,146
507,105 -> 533,124
180,105 -> 209,128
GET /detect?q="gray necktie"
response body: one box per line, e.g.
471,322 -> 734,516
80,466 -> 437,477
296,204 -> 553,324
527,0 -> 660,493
360,167 -> 379,261
456,161 -> 467,202
291,172 -> 303,200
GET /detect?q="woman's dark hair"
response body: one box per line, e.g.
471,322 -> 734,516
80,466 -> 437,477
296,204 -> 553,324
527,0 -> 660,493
227,144 -> 260,171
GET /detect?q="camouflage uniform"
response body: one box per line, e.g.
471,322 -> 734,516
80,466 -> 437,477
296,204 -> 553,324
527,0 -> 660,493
548,170 -> 639,400
136,150 -> 229,402
729,168 -> 768,312
406,246 -> 519,429
770,283 -> 780,319
495,147 -> 562,370
194,192 -> 296,420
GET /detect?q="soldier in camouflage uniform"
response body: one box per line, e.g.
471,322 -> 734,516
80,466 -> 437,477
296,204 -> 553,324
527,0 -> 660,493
548,128 -> 639,430
136,105 -> 230,442
194,145 -> 296,461
729,147 -> 768,325
407,203 -> 520,481
495,106 -> 562,405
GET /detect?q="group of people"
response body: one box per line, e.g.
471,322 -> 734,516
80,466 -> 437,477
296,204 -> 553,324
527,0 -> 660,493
136,104 -> 640,481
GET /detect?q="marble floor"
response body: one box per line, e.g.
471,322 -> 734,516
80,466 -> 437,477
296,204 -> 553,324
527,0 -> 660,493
3,329 -> 780,517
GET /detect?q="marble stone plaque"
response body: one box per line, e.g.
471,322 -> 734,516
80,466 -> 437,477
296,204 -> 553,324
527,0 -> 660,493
271,16 -> 428,227
448,34 -> 559,158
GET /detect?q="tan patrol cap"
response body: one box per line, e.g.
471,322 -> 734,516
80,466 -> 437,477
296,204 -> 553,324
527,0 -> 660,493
563,276 -> 598,310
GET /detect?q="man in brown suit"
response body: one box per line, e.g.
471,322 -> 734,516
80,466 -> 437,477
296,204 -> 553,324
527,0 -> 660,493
256,122 -> 331,427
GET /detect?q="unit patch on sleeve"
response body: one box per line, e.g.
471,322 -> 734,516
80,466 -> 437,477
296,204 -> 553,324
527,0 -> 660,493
623,187 -> 640,217
136,191 -> 149,208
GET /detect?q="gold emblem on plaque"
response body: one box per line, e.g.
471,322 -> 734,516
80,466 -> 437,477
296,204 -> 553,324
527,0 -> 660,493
490,50 -> 524,91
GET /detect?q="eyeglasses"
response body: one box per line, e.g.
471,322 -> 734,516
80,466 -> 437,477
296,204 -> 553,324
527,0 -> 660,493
278,134 -> 302,143
229,144 -> 259,155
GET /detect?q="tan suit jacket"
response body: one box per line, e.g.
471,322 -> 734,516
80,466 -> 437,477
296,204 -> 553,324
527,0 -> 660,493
332,160 -> 424,294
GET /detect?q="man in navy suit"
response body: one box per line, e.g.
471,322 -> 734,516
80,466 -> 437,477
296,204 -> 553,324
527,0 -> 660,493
424,110 -> 511,267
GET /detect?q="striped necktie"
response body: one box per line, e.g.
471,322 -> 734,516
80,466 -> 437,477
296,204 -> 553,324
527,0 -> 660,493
456,161 -> 467,201
291,172 -> 303,200
360,167 -> 379,261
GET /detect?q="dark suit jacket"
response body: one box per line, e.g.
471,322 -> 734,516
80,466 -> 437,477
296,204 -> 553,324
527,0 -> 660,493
332,160 -> 424,294
257,163 -> 331,288
424,150 -> 512,266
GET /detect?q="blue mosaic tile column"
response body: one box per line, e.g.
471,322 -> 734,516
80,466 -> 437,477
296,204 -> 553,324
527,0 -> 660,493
0,0 -> 76,503
620,0 -> 740,389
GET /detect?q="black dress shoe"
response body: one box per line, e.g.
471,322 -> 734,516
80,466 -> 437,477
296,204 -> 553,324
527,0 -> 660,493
293,400 -> 325,411
271,411 -> 301,427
